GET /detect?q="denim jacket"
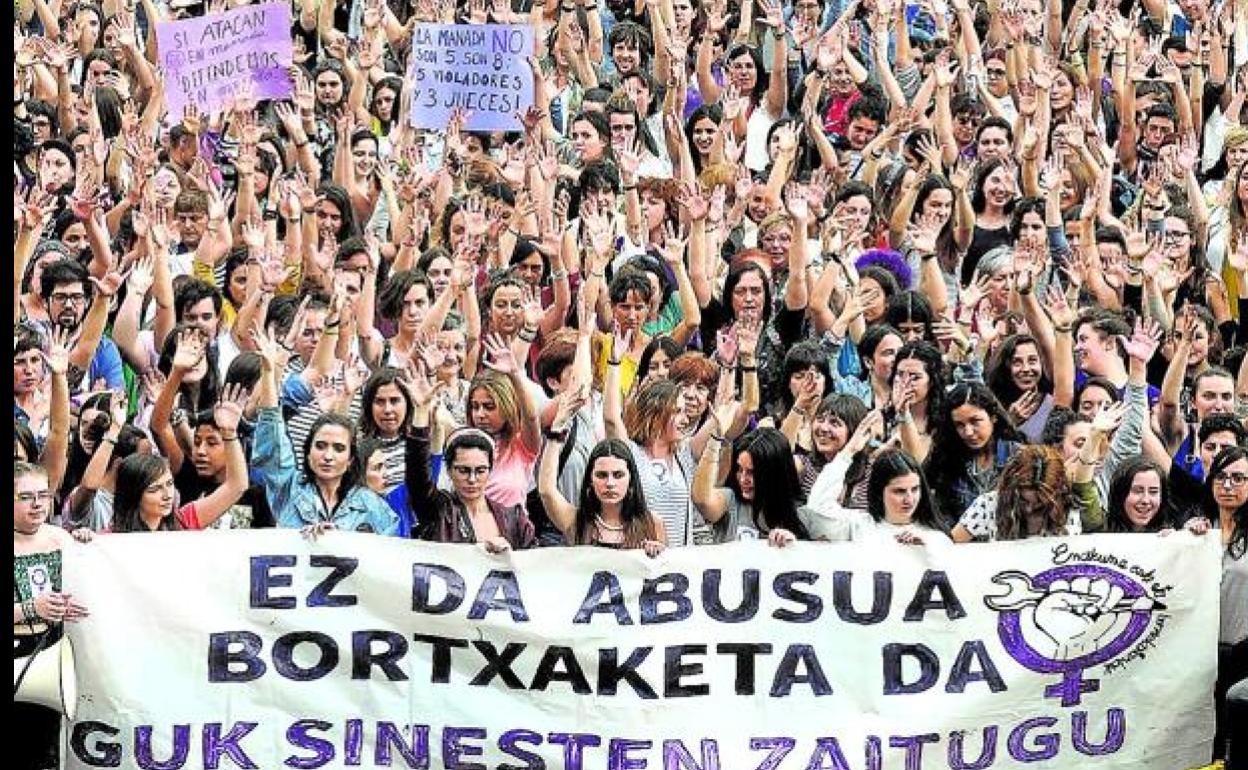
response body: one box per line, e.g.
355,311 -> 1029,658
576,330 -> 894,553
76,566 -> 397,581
252,407 -> 399,535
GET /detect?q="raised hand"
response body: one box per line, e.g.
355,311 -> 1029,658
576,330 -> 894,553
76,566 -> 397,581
481,333 -> 520,374
213,383 -> 250,432
43,326 -> 72,377
172,329 -> 206,372
1119,317 -> 1163,364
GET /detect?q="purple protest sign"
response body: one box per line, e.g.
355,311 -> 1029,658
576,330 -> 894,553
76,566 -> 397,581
156,3 -> 294,119
408,24 -> 535,132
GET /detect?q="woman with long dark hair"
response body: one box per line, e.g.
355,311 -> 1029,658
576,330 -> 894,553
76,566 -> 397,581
926,382 -> 1024,520
111,387 -> 249,533
538,389 -> 665,552
1105,458 -> 1174,533
250,328 -> 398,535
693,408 -> 813,546
1200,446 -> 1248,765
807,448 -> 949,544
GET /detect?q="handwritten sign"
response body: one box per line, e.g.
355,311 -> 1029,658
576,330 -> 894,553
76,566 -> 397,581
408,24 -> 534,132
156,3 -> 294,118
63,532 -> 1219,769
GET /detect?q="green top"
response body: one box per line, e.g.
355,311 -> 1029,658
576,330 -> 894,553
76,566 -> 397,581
13,550 -> 62,604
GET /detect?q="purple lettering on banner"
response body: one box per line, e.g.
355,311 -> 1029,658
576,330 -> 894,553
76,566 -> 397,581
155,3 -> 293,120
412,564 -> 468,614
207,631 -> 266,683
609,739 -> 653,770
770,645 -> 833,697
249,555 -> 296,608
306,556 -> 360,607
640,575 -> 694,624
864,737 -> 882,770
881,644 -> 940,695
944,641 -> 1007,694
772,572 -> 822,623
716,643 -> 774,695
135,725 -> 191,770
443,727 -> 487,770
1072,709 -> 1126,756
947,727 -> 998,770
285,720 -> 336,769
802,738 -> 852,770
497,729 -> 545,769
748,738 -> 796,770
468,570 -> 530,622
71,721 -> 122,767
374,723 -> 431,767
468,641 -> 528,688
547,733 -> 603,770
598,647 -> 658,698
573,572 -> 634,625
888,735 -> 939,770
344,719 -> 364,766
702,569 -> 760,623
202,722 -> 259,770
272,632 -> 339,681
1006,718 -> 1060,762
832,572 -> 892,624
903,571 -> 967,622
662,738 -> 720,770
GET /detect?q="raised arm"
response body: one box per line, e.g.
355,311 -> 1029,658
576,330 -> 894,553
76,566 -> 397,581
186,386 -> 251,528
537,389 -> 586,537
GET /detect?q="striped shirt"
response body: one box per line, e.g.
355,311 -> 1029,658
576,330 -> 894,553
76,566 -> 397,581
627,440 -> 696,548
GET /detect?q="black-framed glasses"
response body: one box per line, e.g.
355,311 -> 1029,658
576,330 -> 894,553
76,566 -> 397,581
50,292 -> 87,306
1214,472 -> 1248,488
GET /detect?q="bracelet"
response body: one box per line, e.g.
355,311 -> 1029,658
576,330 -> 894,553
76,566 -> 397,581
551,269 -> 569,281
101,436 -> 118,445
518,331 -> 538,343
294,139 -> 309,148
710,433 -> 727,443
544,428 -> 570,443
792,405 -> 812,420
738,364 -> 758,373
22,600 -> 37,624
324,327 -> 340,337
622,184 -> 637,192
1054,324 -> 1072,334
1017,286 -> 1032,296
896,411 -> 914,425
920,252 -> 937,261
219,434 -> 239,442
607,358 -> 622,367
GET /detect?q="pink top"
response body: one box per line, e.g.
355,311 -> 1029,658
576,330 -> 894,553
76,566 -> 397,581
485,438 -> 538,509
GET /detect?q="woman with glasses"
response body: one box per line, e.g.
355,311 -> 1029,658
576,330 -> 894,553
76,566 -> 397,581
407,357 -> 536,550
696,0 -> 788,174
1199,446 -> 1248,765
14,461 -> 93,770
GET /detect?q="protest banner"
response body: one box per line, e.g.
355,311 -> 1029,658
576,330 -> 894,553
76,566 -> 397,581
408,24 -> 534,132
62,531 -> 1219,770
155,3 -> 294,119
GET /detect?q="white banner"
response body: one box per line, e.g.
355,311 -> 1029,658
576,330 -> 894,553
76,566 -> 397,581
62,531 -> 1220,770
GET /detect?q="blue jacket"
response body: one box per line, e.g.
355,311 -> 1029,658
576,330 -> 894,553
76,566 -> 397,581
252,407 -> 399,535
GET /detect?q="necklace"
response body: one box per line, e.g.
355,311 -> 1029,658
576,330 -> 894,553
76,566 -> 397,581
595,515 -> 625,532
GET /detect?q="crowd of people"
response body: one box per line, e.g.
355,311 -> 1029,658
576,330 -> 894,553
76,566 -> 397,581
11,0 -> 1248,766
